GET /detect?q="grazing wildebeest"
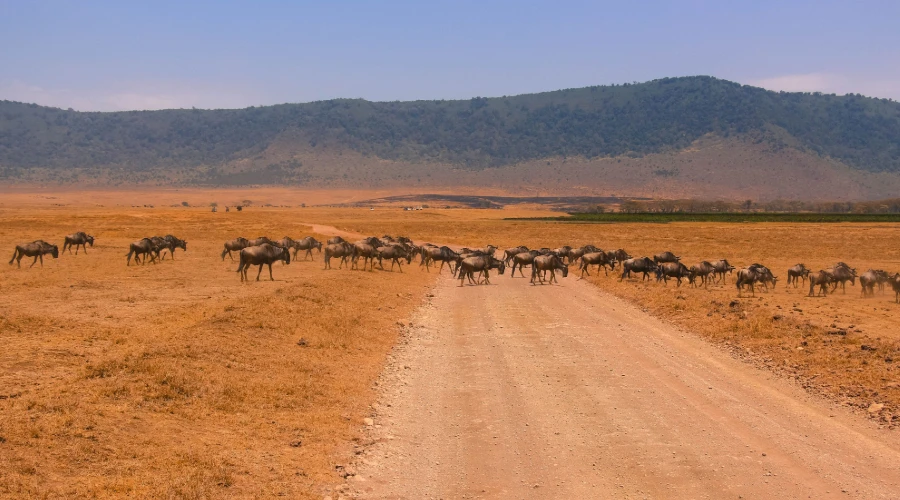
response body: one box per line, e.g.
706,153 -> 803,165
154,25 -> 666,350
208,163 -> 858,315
653,251 -> 681,264
376,245 -> 412,272
620,257 -> 656,281
62,232 -> 94,255
689,261 -> 716,287
709,259 -> 735,284
860,269 -> 890,297
531,254 -> 568,285
510,250 -> 540,278
503,246 -> 529,265
293,236 -> 323,260
808,270 -> 833,297
824,262 -> 856,293
457,255 -> 505,286
579,251 -> 615,278
421,246 -> 459,273
9,240 -> 59,268
736,264 -> 776,297
126,238 -> 158,265
222,237 -> 251,261
786,264 -> 810,288
656,261 -> 691,286
237,243 -> 290,282
323,242 -> 354,270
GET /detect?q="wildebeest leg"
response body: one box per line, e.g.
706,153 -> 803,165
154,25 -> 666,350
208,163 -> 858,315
268,263 -> 275,281
255,264 -> 264,281
396,259 -> 403,273
30,255 -> 39,268
483,269 -> 491,285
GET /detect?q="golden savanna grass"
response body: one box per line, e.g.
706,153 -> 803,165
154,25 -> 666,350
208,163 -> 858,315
0,204 -> 436,498
2,197 -> 899,498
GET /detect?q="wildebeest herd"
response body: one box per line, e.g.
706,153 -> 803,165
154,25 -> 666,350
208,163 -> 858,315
8,232 -> 900,303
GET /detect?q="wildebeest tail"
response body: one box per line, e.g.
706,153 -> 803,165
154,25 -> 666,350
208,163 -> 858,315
9,247 -> 19,265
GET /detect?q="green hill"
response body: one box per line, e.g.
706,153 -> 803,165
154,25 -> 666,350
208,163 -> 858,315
2,76 -> 900,187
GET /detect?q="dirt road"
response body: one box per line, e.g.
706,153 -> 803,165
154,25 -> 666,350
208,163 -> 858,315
346,272 -> 900,499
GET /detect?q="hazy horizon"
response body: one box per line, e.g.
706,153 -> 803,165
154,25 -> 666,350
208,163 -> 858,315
2,1 -> 899,111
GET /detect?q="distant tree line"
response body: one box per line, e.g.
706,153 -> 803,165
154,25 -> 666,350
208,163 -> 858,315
591,197 -> 900,214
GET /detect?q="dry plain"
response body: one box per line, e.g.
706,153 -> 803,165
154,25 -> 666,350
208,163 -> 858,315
2,193 -> 900,499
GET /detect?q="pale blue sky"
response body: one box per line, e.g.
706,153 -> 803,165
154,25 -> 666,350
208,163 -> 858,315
1,0 -> 898,110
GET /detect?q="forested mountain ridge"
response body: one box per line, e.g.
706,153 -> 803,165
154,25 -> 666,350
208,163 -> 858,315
1,76 -> 900,189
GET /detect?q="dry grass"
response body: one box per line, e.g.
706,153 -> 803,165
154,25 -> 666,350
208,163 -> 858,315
0,204 -> 436,498
3,197 -> 900,498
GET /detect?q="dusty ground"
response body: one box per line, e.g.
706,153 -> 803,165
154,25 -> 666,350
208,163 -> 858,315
348,273 -> 900,499
0,205 -> 436,498
2,198 -> 900,498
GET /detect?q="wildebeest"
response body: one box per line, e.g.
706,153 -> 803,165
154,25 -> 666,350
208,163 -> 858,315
824,262 -> 857,293
510,250 -> 540,277
247,236 -> 272,247
656,261 -> 691,287
327,236 -> 346,245
351,242 -> 380,271
323,242 -> 354,270
126,238 -> 158,265
293,236 -> 323,260
579,251 -> 615,278
62,232 -> 94,255
237,243 -> 290,282
222,237 -> 251,261
9,240 -> 59,268
736,264 -> 777,297
620,257 -> 656,281
421,245 -> 460,273
653,251 -> 681,264
808,270 -> 833,297
614,249 -> 632,263
890,274 -> 900,303
503,246 -> 529,265
376,245 -> 412,272
567,245 -> 597,266
860,269 -> 890,297
457,255 -> 505,286
158,235 -> 187,260
786,264 -> 810,288
709,259 -> 735,284
553,246 -> 573,263
689,261 -> 716,288
531,254 -> 568,285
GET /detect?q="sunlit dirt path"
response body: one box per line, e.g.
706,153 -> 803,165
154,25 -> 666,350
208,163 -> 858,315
345,271 -> 900,499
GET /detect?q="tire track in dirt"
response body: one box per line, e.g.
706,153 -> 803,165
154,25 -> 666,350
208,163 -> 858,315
343,272 -> 900,499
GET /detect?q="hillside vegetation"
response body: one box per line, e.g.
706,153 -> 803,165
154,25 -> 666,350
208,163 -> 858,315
2,76 -> 900,191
